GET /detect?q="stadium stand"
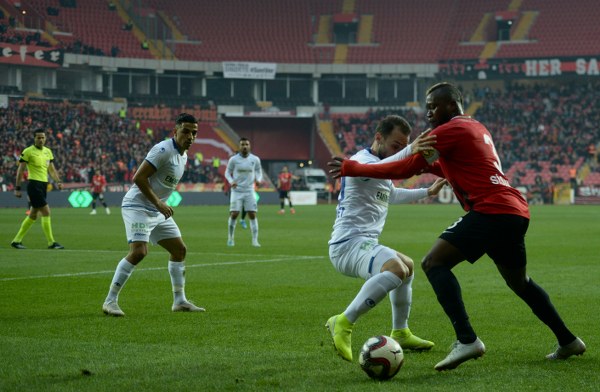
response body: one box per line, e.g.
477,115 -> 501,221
0,99 -> 228,188
0,0 -> 597,64
10,0 -> 153,58
330,81 -> 600,192
496,0 -> 600,58
1,0 -> 598,203
140,0 -> 317,63
2,0 -> 598,63
438,0 -> 513,60
348,0 -> 453,63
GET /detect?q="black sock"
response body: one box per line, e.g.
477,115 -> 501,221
426,266 -> 477,344
280,202 -> 284,209
514,279 -> 576,346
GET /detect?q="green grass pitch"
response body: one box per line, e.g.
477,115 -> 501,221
0,204 -> 598,391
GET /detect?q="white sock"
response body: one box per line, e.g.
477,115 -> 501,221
249,218 -> 259,242
228,217 -> 236,240
389,273 -> 413,330
344,271 -> 402,323
105,258 -> 135,303
168,260 -> 187,304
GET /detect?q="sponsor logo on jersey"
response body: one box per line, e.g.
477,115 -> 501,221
489,174 -> 510,186
165,175 -> 179,185
359,240 -> 377,251
376,191 -> 389,203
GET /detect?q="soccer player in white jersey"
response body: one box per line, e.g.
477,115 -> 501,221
326,115 -> 445,362
102,113 -> 205,317
225,138 -> 263,247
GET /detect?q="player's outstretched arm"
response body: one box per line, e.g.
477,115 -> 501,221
329,154 -> 427,180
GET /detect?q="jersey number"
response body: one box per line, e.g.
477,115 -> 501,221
483,134 -> 504,174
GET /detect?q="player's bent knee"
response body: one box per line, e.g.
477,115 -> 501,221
421,254 -> 433,273
171,244 -> 187,260
401,256 -> 414,276
392,253 -> 414,277
128,251 -> 147,264
504,276 -> 529,294
382,259 -> 410,280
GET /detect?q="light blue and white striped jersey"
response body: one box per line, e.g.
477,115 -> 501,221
225,153 -> 263,193
329,146 -> 429,245
122,138 -> 186,212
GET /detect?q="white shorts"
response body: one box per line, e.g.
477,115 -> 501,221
229,191 -> 258,212
122,207 -> 181,245
329,236 -> 398,280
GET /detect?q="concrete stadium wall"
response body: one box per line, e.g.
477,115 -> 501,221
0,192 -> 280,209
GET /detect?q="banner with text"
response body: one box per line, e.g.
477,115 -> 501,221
438,56 -> 600,80
223,62 -> 277,79
0,43 -> 63,68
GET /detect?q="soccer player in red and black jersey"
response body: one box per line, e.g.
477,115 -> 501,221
90,170 -> 110,215
328,82 -> 585,371
276,165 -> 298,214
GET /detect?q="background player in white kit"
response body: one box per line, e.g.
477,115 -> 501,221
102,113 -> 205,317
225,138 -> 263,247
326,115 -> 446,362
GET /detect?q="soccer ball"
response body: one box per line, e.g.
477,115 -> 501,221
358,335 -> 404,381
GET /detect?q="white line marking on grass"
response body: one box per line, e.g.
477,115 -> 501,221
1,249 -> 306,258
0,255 -> 325,282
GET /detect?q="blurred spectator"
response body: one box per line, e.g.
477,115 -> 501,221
212,156 -> 220,175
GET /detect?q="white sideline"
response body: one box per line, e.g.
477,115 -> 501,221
0,254 -> 324,282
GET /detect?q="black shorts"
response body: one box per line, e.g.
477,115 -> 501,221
92,192 -> 104,200
439,210 -> 529,269
27,180 -> 48,208
279,190 -> 289,199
